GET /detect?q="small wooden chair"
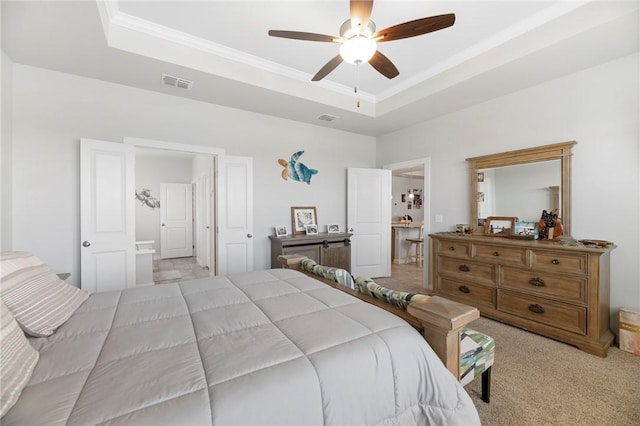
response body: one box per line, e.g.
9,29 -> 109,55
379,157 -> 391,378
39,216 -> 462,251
405,222 -> 425,266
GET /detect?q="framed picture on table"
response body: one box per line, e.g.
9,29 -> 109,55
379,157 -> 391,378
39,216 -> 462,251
275,226 -> 288,237
305,224 -> 319,235
291,206 -> 317,235
484,216 -> 516,237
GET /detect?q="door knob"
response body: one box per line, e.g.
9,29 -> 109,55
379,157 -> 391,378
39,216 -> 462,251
247,233 -> 253,238
162,223 -> 166,227
348,228 -> 354,232
82,241 -> 91,247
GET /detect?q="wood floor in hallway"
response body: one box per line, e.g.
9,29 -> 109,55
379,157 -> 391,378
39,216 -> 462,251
373,262 -> 429,295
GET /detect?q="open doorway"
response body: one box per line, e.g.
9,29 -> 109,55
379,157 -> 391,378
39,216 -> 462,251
134,147 -> 214,284
380,158 -> 431,293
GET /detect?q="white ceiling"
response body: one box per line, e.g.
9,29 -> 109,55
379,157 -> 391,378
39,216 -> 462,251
2,1 -> 638,136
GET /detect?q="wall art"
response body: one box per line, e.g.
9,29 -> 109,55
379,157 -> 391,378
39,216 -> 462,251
135,189 -> 160,209
278,151 -> 318,184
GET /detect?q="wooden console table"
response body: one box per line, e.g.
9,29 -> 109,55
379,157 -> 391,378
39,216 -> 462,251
269,232 -> 352,270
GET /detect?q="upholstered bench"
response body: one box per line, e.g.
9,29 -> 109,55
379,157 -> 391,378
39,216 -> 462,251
352,277 -> 495,403
276,256 -> 494,402
460,328 -> 495,403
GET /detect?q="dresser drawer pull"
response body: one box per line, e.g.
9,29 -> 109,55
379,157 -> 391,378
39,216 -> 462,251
529,277 -> 546,287
493,251 -> 500,256
552,258 -> 560,265
458,264 -> 470,272
528,304 -> 545,314
458,285 -> 471,294
449,246 -> 456,251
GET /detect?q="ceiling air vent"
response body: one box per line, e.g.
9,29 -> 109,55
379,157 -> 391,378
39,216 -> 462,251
317,114 -> 338,122
161,73 -> 193,90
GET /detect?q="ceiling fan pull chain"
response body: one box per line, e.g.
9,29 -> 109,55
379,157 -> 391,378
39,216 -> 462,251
355,63 -> 361,108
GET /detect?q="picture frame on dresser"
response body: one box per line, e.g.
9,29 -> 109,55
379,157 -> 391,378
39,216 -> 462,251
275,226 -> 288,237
305,224 -> 319,235
484,216 -> 516,236
291,206 -> 317,235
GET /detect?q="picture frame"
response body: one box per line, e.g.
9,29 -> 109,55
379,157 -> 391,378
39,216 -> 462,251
291,206 -> 317,235
485,216 -> 516,237
514,221 -> 538,239
305,224 -> 319,235
275,225 -> 288,237
327,224 -> 340,234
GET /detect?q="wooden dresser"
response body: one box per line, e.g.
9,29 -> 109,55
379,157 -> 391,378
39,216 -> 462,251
269,232 -> 352,270
430,233 -> 615,356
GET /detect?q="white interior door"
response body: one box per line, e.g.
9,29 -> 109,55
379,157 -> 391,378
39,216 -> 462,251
80,138 -> 135,293
160,183 -> 194,259
194,173 -> 211,269
347,168 -> 391,278
216,156 -> 253,275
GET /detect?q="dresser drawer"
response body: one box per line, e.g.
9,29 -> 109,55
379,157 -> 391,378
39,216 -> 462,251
438,277 -> 495,308
500,267 -> 587,304
497,290 -> 587,335
474,243 -> 527,265
438,256 -> 495,286
530,250 -> 588,275
436,239 -> 470,258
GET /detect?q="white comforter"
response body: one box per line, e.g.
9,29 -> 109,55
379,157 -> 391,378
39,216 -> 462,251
4,269 -> 479,425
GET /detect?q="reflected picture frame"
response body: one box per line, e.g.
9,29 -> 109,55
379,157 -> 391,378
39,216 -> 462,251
327,224 -> 340,234
484,216 -> 517,237
291,206 -> 317,235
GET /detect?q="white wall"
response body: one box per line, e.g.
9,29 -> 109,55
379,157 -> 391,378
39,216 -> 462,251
135,154 -> 193,248
392,176 -> 424,223
10,64 -> 376,286
1,51 -> 13,251
377,53 -> 640,325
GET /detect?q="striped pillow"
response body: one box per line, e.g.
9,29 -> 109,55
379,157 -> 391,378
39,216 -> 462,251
0,299 -> 39,417
0,252 -> 89,337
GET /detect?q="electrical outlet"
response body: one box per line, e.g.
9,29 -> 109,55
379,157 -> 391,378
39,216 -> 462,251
435,215 -> 443,223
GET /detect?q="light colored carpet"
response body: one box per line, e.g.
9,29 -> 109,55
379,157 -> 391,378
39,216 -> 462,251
466,316 -> 640,425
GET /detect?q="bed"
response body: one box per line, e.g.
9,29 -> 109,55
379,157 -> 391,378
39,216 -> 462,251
1,252 -> 480,425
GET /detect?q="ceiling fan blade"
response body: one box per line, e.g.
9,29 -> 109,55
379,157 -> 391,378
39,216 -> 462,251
374,13 -> 455,42
350,0 -> 374,29
369,51 -> 399,79
268,30 -> 337,43
312,55 -> 344,81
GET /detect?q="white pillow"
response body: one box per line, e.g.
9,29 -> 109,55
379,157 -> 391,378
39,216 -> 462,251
0,299 -> 39,417
0,251 -> 89,337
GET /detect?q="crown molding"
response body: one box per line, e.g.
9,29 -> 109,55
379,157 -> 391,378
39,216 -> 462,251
97,0 -> 377,106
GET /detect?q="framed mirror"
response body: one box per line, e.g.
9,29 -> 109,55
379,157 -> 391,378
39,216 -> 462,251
467,141 -> 576,236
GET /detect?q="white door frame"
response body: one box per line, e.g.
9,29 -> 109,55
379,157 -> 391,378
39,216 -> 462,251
383,158 -> 432,290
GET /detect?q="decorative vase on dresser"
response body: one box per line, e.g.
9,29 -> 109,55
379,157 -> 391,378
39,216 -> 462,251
429,233 -> 615,357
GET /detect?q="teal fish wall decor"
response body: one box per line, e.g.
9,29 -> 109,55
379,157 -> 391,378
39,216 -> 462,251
278,151 -> 318,184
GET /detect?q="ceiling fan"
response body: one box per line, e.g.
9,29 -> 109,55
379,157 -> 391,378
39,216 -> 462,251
268,0 -> 455,81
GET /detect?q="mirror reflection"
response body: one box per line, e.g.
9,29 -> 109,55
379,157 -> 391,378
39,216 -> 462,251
477,160 -> 561,222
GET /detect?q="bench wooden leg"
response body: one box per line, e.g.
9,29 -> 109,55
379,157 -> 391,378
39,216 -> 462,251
481,366 -> 491,403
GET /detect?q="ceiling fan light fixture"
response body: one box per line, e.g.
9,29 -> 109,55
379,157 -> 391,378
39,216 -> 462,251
339,36 -> 377,64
